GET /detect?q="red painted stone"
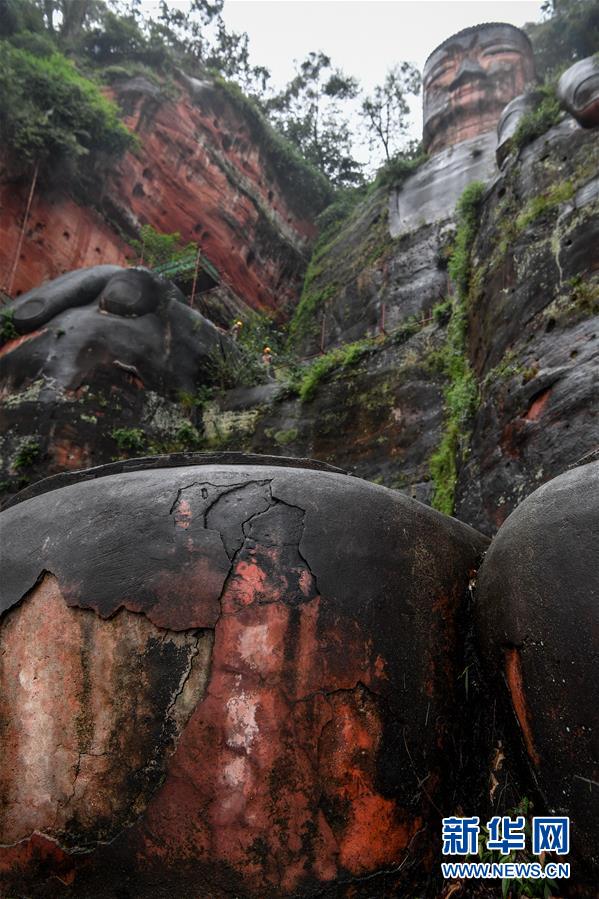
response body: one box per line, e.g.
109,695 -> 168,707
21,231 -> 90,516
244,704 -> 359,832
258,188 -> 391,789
0,455 -> 488,896
423,24 -> 536,156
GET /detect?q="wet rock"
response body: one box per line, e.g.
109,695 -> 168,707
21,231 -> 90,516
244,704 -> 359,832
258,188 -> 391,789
0,266 -> 237,496
202,323 -> 448,499
389,132 -> 497,238
455,121 -> 599,534
476,461 -> 599,878
0,454 -> 488,897
496,93 -> 537,167
558,56 -> 599,128
423,23 -> 536,156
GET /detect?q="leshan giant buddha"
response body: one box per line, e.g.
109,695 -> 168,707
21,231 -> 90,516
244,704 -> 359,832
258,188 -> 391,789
423,23 -> 536,155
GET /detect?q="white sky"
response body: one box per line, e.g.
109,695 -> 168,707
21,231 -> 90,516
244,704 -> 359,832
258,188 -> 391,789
222,0 -> 545,170
145,1 -> 546,170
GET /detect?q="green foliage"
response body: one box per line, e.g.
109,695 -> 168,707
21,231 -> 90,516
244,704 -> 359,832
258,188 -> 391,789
273,428 -> 299,446
209,347 -> 265,390
0,308 -> 18,346
360,62 -> 421,162
13,438 -> 41,471
0,0 -> 44,38
549,274 -> 599,325
297,339 -> 372,403
265,51 -> 363,187
212,75 -> 333,215
83,10 -> 168,69
481,349 -> 522,394
471,798 -> 558,898
428,305 -> 478,515
111,427 -> 147,453
174,421 -> 202,448
236,311 -> 286,357
447,181 -> 486,296
314,187 -> 365,234
515,178 -> 575,230
526,0 -> 599,80
178,385 -> 213,410
0,43 -> 134,175
7,29 -> 56,56
373,147 -> 427,189
130,224 -> 196,269
429,182 -> 484,516
432,298 -> 452,325
512,83 -> 562,151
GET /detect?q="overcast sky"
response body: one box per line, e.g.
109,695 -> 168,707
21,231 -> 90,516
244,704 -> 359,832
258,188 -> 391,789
221,1 -> 545,168
142,1 -> 546,170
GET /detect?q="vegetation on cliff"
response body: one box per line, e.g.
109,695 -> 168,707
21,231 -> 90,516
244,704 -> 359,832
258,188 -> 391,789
0,42 -> 134,179
526,0 -> 599,79
0,0 -> 421,191
429,181 -> 485,516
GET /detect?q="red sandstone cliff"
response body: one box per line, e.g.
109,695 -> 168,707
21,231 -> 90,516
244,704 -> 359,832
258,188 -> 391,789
0,73 -> 329,317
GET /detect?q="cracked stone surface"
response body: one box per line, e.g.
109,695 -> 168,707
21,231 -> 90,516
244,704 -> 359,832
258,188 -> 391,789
476,461 -> 599,878
0,573 -> 212,849
0,458 -> 488,896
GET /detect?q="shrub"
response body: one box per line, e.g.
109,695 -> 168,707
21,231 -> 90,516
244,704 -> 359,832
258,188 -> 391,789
297,339 -> 371,403
0,308 -> 18,346
512,83 -> 562,152
13,438 -> 41,471
130,224 -> 195,269
0,43 -> 134,175
111,427 -> 147,453
373,148 -> 427,189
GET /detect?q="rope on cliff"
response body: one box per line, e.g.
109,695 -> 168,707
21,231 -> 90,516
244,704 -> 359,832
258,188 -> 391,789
6,160 -> 40,298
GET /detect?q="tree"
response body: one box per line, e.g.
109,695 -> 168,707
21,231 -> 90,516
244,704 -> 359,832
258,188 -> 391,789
360,63 -> 421,162
204,20 -> 271,97
526,0 -> 599,79
33,0 -> 100,38
266,51 -> 362,187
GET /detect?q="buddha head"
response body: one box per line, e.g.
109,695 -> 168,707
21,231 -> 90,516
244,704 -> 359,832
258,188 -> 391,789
423,23 -> 536,155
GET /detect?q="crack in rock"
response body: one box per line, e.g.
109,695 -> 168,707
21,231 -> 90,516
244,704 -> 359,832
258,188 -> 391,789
0,573 -> 213,852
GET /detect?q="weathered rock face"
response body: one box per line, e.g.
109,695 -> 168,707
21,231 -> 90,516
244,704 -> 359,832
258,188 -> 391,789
476,461 -> 599,881
389,132 -> 497,238
558,55 -> 599,128
496,92 -> 537,166
293,185 -> 453,359
423,23 -> 536,156
0,455 -> 488,897
0,73 -> 329,317
0,266 -> 237,494
203,324 -> 448,504
455,120 -> 599,534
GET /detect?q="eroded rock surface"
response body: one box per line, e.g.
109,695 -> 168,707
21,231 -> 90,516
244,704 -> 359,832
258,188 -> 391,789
476,461 -> 599,880
455,121 -> 599,533
0,456 -> 488,897
0,266 -> 237,496
0,72 -> 328,314
0,574 -> 212,849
